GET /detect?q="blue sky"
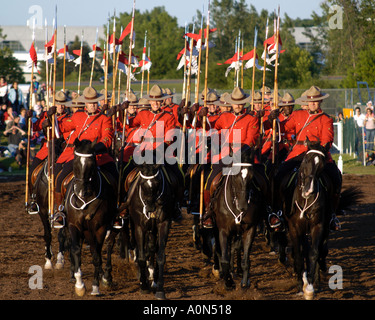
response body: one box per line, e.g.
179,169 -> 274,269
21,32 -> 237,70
2,0 -> 323,28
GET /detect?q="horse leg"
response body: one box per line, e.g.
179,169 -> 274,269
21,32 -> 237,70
241,226 -> 256,289
103,228 -> 119,286
69,226 -> 85,296
154,220 -> 170,300
55,228 -> 67,269
38,212 -> 53,270
134,225 -> 150,294
289,223 -> 304,295
89,225 -> 107,295
218,229 -> 235,290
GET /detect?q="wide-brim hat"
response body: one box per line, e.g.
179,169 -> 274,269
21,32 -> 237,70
261,85 -> 272,95
49,90 -> 70,105
224,87 -> 251,105
297,86 -> 329,103
214,92 -> 232,107
295,90 -> 309,105
100,89 -> 112,99
203,91 -> 220,103
278,92 -> 295,107
143,85 -> 172,101
77,87 -> 103,103
127,92 -> 139,106
65,95 -> 86,108
135,98 -> 151,108
163,88 -> 174,96
249,91 -> 270,105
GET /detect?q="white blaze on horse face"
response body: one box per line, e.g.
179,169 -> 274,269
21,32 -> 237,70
241,168 -> 248,180
80,156 -> 86,171
147,179 -> 152,188
314,156 -> 320,166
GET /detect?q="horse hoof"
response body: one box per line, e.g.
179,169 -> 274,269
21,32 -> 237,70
224,281 -> 236,291
75,284 -> 86,297
303,284 -> 314,300
155,291 -> 166,300
91,285 -> 100,296
55,253 -> 64,269
212,266 -> 220,278
102,276 -> 112,287
241,279 -> 250,289
44,259 -> 53,270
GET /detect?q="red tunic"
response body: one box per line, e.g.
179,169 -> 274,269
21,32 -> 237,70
56,111 -> 114,165
212,111 -> 259,163
283,109 -> 334,162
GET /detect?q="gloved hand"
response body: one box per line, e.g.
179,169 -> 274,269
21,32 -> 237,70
119,101 -> 129,111
42,118 -> 51,130
106,105 -> 117,118
94,142 -> 107,154
190,103 -> 200,114
268,109 -> 280,121
198,106 -> 208,118
101,104 -> 109,112
47,106 -> 57,117
255,109 -> 265,118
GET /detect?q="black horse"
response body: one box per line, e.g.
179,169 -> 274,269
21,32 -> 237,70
286,141 -> 361,299
127,161 -> 174,300
29,140 -> 68,270
64,138 -> 116,296
211,147 -> 266,290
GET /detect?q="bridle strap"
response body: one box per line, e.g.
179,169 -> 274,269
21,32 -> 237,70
139,170 -> 160,180
306,149 -> 325,157
74,151 -> 94,158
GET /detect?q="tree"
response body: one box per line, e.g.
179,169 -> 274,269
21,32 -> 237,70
0,28 -> 25,83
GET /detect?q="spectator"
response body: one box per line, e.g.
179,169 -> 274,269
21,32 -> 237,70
366,100 -> 374,111
8,81 -> 25,113
354,106 -> 366,127
3,105 -> 16,126
336,111 -> 344,122
3,117 -> 26,157
38,82 -> 47,101
0,103 -> 7,128
354,106 -> 366,157
19,107 -> 27,130
32,76 -> 39,94
0,76 -> 8,105
15,140 -> 28,169
364,107 -> 375,155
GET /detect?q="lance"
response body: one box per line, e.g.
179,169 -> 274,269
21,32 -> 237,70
250,27 -> 258,112
25,18 -> 36,210
89,27 -> 99,87
104,14 -> 110,105
126,0 -> 136,97
181,22 -> 188,100
77,29 -> 84,95
117,0 -> 136,207
111,9 -> 117,106
233,37 -> 237,88
260,16 -> 269,129
178,18 -> 195,167
236,30 -> 241,88
194,12 -> 204,104
63,25 -> 66,92
140,30 -> 147,98
199,0 -> 211,224
241,37 -> 244,88
272,6 -> 280,165
50,6 -> 57,224
147,40 -> 150,94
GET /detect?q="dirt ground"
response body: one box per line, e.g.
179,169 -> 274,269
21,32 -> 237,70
0,174 -> 374,302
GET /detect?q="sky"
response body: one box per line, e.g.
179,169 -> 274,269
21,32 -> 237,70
1,0 -> 323,28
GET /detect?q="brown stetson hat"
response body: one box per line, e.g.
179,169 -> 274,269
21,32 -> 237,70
203,91 -> 220,103
135,98 -> 151,108
224,87 -> 251,105
297,86 -> 329,103
77,87 -> 103,103
214,92 -> 231,107
278,92 -> 295,107
250,91 -> 270,105
143,85 -> 172,101
64,95 -> 85,108
49,90 -> 70,105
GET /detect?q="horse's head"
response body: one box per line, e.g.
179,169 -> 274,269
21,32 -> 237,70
138,163 -> 164,214
73,138 -> 98,198
298,138 -> 328,199
229,145 -> 255,214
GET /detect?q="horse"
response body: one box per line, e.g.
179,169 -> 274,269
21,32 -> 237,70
64,138 -> 117,296
286,140 -> 361,299
29,139 -> 68,270
127,161 -> 174,300
211,146 -> 267,290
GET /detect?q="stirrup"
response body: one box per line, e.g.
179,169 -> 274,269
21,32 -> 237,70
52,211 -> 66,229
330,214 -> 341,231
27,201 -> 39,215
113,217 -> 124,229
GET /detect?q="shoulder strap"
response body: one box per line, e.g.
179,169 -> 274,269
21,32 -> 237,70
77,113 -> 102,140
295,112 -> 325,138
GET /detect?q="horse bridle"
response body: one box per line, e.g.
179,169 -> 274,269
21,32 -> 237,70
295,149 -> 325,219
225,163 -> 253,225
138,168 -> 165,220
70,151 -> 102,210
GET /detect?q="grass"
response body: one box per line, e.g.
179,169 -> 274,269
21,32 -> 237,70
332,153 -> 375,175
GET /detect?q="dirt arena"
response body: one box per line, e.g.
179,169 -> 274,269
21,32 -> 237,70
0,174 -> 374,301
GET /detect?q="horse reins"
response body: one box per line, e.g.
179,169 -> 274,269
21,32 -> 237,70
295,149 -> 325,219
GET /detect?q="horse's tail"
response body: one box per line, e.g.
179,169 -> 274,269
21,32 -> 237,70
337,186 -> 363,214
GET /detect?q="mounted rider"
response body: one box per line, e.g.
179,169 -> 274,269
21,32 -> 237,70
47,86 -> 117,228
268,86 -> 342,232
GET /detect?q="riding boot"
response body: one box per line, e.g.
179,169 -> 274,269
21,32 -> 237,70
52,192 -> 65,229
27,193 -> 39,215
113,204 -> 128,229
202,190 -> 213,229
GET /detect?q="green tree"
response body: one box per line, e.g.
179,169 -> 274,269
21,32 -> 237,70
0,27 -> 25,83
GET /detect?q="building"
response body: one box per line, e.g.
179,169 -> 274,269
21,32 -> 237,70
0,25 -> 105,82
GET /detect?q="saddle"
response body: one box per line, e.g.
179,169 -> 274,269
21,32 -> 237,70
124,167 -> 139,193
209,171 -> 223,197
31,161 -> 45,186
